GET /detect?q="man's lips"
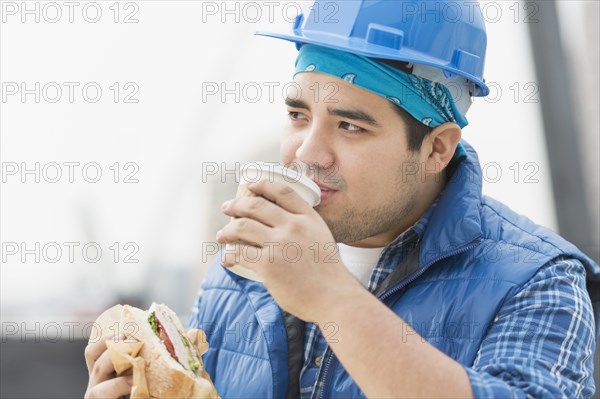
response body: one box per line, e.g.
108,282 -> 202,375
310,179 -> 337,192
310,179 -> 338,203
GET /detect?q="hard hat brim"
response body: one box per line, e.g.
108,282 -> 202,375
256,30 -> 490,97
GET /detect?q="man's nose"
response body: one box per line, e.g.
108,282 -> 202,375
294,125 -> 335,171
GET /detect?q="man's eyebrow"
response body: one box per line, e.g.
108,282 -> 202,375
285,97 -> 310,109
285,98 -> 381,128
327,106 -> 381,127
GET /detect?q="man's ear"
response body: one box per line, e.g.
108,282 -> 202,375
422,122 -> 462,176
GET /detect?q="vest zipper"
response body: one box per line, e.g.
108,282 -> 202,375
317,238 -> 481,398
379,238 -> 481,301
318,350 -> 335,399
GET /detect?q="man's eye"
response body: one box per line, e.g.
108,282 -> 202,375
340,121 -> 365,133
288,111 -> 306,121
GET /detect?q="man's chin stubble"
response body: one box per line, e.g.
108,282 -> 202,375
316,189 -> 420,244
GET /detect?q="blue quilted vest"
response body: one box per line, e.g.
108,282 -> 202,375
189,142 -> 600,398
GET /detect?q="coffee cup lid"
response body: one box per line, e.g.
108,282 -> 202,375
240,162 -> 321,206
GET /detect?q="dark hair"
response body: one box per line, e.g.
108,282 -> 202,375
373,57 -> 434,152
390,103 -> 434,152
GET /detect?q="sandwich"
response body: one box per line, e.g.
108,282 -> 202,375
120,303 -> 219,398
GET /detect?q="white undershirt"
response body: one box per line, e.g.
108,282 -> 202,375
337,243 -> 385,287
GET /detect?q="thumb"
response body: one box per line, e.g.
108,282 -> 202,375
186,328 -> 209,356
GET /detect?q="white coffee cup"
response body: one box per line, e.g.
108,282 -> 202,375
226,162 -> 321,281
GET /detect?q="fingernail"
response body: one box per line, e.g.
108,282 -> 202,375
221,200 -> 231,209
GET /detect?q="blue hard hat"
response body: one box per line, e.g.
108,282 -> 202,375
256,0 -> 489,97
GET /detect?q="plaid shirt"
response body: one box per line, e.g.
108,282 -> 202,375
466,257 -> 596,397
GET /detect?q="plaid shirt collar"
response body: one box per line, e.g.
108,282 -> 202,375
367,198 -> 439,293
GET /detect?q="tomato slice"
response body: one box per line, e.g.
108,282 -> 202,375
157,321 -> 178,361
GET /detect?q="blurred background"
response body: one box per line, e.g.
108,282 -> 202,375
1,1 -> 598,397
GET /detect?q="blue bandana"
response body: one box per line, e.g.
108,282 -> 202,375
294,44 -> 469,129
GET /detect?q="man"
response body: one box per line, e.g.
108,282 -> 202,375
85,1 -> 599,398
